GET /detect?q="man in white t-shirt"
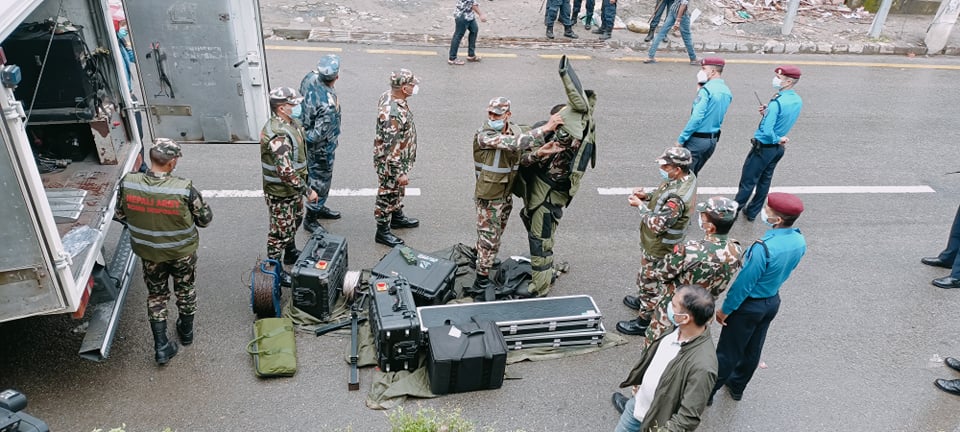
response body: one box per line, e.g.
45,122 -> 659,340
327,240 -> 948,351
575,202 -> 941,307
611,285 -> 718,432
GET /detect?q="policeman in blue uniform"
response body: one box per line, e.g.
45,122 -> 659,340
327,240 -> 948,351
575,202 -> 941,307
678,57 -> 732,176
299,54 -> 343,233
922,204 -> 960,288
734,65 -> 803,221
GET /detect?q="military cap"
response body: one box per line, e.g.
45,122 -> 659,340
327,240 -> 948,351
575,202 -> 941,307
487,97 -> 511,115
696,196 -> 738,222
316,54 -> 340,79
389,69 -> 419,87
655,146 -> 692,166
152,138 -> 182,158
775,65 -> 801,79
767,192 -> 804,216
269,86 -> 303,104
701,57 -> 725,67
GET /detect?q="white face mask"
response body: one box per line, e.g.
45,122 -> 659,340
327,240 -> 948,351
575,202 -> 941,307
772,76 -> 782,89
697,70 -> 708,84
760,208 -> 778,227
697,213 -> 705,231
410,84 -> 420,95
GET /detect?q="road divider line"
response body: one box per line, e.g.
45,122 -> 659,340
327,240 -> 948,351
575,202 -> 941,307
265,45 -> 343,52
366,49 -> 437,56
203,188 -> 422,198
540,54 -> 591,60
597,185 -> 936,195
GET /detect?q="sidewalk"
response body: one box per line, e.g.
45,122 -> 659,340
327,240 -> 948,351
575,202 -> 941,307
259,0 -> 960,56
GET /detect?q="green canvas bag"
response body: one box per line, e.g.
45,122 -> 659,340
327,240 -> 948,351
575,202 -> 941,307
247,317 -> 297,377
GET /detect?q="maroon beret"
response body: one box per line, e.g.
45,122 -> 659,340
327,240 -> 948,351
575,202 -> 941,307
767,192 -> 804,216
775,65 -> 801,79
701,57 -> 725,67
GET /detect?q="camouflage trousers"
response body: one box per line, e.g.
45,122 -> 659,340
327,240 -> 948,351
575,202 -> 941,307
306,139 -> 337,211
635,252 -> 665,321
642,283 -> 679,351
265,194 -> 304,260
520,179 -> 571,296
374,174 -> 405,224
143,252 -> 198,322
475,197 -> 514,276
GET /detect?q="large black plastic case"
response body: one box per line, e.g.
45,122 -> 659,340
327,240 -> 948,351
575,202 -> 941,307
427,319 -> 507,394
291,232 -> 348,321
372,246 -> 457,306
368,277 -> 421,372
418,295 -> 602,340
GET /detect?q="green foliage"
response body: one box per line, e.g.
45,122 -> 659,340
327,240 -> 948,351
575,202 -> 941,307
385,405 -> 529,432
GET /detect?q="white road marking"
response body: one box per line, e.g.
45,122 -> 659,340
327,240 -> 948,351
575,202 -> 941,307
202,188 -> 422,198
597,185 -> 936,195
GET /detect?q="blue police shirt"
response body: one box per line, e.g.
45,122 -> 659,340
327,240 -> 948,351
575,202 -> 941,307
753,89 -> 802,145
677,78 -> 732,144
721,227 -> 806,315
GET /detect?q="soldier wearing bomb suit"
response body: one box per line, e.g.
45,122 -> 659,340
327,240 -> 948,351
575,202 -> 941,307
299,54 -> 343,233
116,138 -> 213,365
373,69 -> 421,246
619,147 -> 697,336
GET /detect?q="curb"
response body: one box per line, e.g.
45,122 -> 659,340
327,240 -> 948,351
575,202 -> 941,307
269,27 -> 958,57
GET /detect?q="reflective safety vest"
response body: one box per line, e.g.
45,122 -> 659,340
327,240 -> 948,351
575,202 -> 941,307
473,123 -> 523,200
260,116 -> 308,198
640,174 -> 697,259
121,173 -> 198,262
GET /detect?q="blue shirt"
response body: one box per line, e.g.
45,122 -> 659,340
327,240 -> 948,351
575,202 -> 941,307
753,89 -> 802,145
677,78 -> 732,144
721,227 -> 806,314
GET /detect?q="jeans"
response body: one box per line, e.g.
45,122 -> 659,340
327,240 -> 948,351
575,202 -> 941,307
734,143 -> 785,219
648,0 -> 676,29
647,11 -> 695,61
599,0 -> 618,31
614,397 -> 643,432
572,0 -> 596,24
545,0 -> 573,26
938,205 -> 960,278
449,16 -> 478,60
712,294 -> 781,397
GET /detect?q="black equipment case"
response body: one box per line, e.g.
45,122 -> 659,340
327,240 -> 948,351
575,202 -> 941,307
372,245 -> 457,306
426,319 -> 508,395
418,295 -> 603,339
291,232 -> 348,321
368,277 -> 422,372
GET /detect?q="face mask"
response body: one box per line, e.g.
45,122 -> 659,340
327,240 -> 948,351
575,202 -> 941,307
488,119 -> 505,131
289,104 -> 302,120
772,77 -> 782,89
410,84 -> 420,95
118,26 -> 129,39
667,302 -> 678,326
697,214 -> 705,231
696,70 -> 708,84
659,168 -> 671,181
760,208 -> 777,227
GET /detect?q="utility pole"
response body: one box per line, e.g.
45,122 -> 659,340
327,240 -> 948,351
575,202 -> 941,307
782,0 -> 801,35
868,0 -> 893,38
925,0 -> 960,54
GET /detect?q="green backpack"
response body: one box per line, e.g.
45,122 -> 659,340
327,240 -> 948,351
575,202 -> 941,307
247,317 -> 298,377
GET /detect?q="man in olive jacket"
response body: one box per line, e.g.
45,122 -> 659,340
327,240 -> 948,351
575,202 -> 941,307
612,285 -> 718,432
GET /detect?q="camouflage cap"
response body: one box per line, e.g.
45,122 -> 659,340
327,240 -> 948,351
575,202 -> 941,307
655,146 -> 692,166
696,196 -> 738,222
487,97 -> 511,115
269,86 -> 303,104
316,54 -> 341,79
389,68 -> 419,87
152,138 -> 182,158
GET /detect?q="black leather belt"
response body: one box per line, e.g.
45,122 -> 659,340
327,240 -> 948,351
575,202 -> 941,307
750,138 -> 780,147
691,131 -> 721,139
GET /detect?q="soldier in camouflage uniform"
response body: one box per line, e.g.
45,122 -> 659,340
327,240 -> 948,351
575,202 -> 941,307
471,97 -> 564,300
299,54 -> 342,233
373,69 -> 421,246
641,196 -> 744,350
618,146 -> 698,336
261,87 -> 318,284
116,138 -> 213,365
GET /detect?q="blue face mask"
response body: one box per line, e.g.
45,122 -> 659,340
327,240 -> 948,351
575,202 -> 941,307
118,26 -> 129,39
290,104 -> 302,120
667,302 -> 678,326
659,168 -> 671,181
488,119 -> 505,131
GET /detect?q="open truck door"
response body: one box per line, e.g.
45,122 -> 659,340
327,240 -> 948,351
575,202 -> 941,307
122,0 -> 270,143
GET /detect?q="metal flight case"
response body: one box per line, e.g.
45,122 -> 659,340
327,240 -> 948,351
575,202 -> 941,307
291,232 -> 348,321
372,245 -> 457,306
368,277 -> 422,372
502,323 -> 606,350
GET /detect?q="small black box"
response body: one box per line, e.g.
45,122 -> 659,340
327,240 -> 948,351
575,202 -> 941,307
291,232 -> 348,321
427,319 -> 507,395
372,246 -> 457,306
369,277 -> 421,372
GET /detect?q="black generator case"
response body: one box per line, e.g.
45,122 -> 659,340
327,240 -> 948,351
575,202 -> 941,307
368,277 -> 421,372
291,232 -> 348,321
372,245 -> 457,306
427,319 -> 508,395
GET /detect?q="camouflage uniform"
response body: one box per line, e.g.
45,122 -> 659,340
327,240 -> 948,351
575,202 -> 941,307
474,97 -> 549,277
261,87 -> 309,261
299,54 -> 341,213
373,70 -> 418,224
642,197 -> 744,350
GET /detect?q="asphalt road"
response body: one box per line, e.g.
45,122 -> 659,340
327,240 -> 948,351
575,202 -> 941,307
2,42 -> 960,432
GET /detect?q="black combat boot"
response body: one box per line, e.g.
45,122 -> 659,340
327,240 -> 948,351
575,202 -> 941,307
375,223 -> 404,247
390,210 -> 420,229
176,314 -> 194,346
546,24 -> 555,39
599,31 -> 611,41
645,27 -> 657,42
315,206 -> 341,219
591,27 -> 605,34
150,320 -> 179,365
302,210 -> 326,234
283,243 -> 300,265
563,25 -> 579,39
472,274 -> 496,302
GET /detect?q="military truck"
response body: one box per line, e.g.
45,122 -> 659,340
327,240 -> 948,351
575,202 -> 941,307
0,0 -> 270,360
